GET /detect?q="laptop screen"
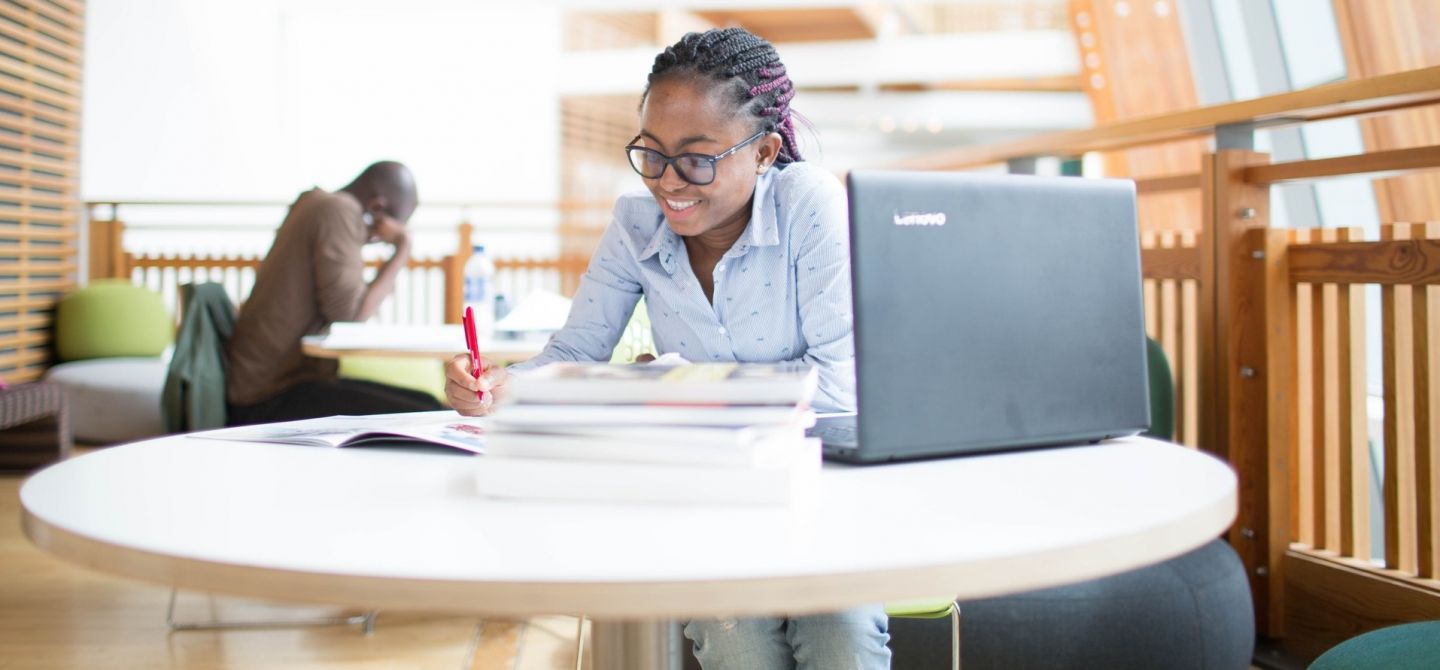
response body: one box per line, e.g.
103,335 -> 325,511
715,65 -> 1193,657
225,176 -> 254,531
838,170 -> 1150,462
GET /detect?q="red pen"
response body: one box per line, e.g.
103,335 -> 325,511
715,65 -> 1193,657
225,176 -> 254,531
463,306 -> 485,402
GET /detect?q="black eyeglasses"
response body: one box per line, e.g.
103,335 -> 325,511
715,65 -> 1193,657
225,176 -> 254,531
624,130 -> 767,186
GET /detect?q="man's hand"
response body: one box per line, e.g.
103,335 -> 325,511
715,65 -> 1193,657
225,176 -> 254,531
445,353 -> 509,416
367,210 -> 410,248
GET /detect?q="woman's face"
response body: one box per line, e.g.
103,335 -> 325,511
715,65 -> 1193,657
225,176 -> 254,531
635,76 -> 781,239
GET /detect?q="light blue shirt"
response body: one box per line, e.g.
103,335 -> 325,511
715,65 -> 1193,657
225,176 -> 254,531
511,162 -> 855,412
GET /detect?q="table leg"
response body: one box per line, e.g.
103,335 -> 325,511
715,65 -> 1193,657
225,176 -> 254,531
589,619 -> 684,670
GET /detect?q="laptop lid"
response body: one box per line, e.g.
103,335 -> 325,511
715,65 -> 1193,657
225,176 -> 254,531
828,170 -> 1150,463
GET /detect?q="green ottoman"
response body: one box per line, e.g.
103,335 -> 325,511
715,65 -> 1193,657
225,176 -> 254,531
1310,621 -> 1440,670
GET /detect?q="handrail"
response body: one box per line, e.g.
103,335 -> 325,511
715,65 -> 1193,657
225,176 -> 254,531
889,65 -> 1440,171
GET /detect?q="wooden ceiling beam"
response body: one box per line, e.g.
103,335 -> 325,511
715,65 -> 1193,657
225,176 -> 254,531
691,7 -> 878,43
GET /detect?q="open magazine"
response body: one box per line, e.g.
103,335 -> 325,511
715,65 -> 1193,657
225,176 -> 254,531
192,411 -> 485,454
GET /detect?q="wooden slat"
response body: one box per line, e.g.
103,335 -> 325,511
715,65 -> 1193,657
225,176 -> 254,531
890,66 -> 1440,170
1261,224 -> 1298,639
1141,245 -> 1200,280
0,191 -> 75,208
0,27 -> 78,73
0,260 -> 73,274
6,278 -> 70,292
0,172 -> 76,194
0,148 -> 74,176
1244,146 -> 1440,185
1160,234 -> 1180,414
1319,227 -> 1336,550
1290,239 -> 1440,285
0,97 -> 81,134
18,0 -> 84,35
0,22 -> 82,77
0,70 -> 79,112
0,227 -> 75,241
1320,229 -> 1342,553
1182,263 -> 1199,447
1335,227 -> 1371,560
0,209 -> 76,225
0,295 -> 58,311
1295,230 -> 1317,548
0,2 -> 82,46
37,0 -> 84,19
0,52 -> 80,97
0,347 -> 50,368
1381,223 -> 1419,575
0,133 -> 79,160
0,5 -> 80,63
0,8 -> 79,64
1135,173 -> 1202,194
1413,221 -> 1440,580
0,312 -> 51,332
130,257 -> 260,270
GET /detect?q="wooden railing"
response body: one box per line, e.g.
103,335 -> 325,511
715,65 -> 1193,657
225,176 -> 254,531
88,213 -> 591,325
892,65 -> 1440,659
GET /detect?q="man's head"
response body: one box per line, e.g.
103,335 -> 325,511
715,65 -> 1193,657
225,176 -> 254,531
341,161 -> 418,243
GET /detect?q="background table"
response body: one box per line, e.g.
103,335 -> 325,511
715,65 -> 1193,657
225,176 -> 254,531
301,323 -> 546,363
22,434 -> 1236,669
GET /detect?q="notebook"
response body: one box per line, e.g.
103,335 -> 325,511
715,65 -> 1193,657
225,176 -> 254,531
814,170 -> 1150,463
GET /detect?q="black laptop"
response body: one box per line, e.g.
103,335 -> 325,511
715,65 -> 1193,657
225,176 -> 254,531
814,170 -> 1150,463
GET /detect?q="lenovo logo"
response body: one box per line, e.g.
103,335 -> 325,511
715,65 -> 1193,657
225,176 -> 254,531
892,211 -> 947,227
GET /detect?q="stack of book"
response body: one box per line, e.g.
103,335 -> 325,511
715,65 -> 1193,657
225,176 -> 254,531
474,361 -> 822,505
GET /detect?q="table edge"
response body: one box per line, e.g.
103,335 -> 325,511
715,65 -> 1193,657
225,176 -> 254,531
22,477 -> 1236,620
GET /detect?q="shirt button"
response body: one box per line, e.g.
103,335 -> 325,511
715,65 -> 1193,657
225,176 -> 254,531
715,264 -> 725,272
719,327 -> 727,335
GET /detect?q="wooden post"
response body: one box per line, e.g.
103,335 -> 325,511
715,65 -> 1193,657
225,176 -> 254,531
1204,148 -> 1288,636
87,214 -> 127,281
444,222 -> 474,324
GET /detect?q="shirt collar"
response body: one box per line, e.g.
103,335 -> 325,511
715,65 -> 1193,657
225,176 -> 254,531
634,167 -> 781,269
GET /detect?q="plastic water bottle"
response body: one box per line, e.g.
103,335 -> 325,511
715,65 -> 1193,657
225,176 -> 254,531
463,244 -> 496,341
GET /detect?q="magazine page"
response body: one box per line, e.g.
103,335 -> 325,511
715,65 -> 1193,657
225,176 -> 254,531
362,414 -> 487,453
191,411 -> 486,454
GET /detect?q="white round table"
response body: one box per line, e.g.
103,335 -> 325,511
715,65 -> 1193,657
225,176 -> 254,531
22,434 -> 1236,669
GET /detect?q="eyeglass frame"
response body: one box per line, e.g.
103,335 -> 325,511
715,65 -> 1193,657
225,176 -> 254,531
623,129 -> 769,186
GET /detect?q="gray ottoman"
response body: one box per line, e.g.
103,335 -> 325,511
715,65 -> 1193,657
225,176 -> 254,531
889,539 -> 1254,670
44,357 -> 168,444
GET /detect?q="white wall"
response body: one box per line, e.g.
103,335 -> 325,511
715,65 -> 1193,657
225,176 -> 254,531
82,0 -> 561,205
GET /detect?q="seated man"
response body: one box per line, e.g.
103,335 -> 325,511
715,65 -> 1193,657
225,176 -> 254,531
225,161 -> 442,425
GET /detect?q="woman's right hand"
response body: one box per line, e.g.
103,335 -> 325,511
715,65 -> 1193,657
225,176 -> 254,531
445,353 -> 509,416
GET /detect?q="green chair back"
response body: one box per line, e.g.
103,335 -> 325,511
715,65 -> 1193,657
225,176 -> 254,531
55,280 -> 173,361
885,597 -> 957,619
339,356 -> 446,402
1145,336 -> 1175,441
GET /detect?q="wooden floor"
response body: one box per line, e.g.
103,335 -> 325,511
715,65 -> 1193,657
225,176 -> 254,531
1,472 -> 585,670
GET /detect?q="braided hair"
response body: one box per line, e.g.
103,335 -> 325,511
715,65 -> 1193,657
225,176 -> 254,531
644,27 -> 803,165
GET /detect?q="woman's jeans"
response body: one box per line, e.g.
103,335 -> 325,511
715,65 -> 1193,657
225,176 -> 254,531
683,605 -> 891,670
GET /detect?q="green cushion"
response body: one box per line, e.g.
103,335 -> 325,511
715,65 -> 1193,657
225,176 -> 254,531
885,597 -> 956,619
55,280 -> 173,361
1310,621 -> 1440,670
338,356 -> 445,402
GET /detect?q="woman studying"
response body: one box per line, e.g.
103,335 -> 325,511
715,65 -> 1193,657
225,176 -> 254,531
445,27 -> 888,669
